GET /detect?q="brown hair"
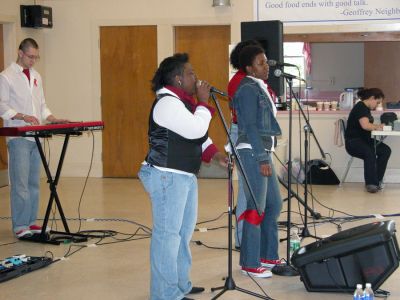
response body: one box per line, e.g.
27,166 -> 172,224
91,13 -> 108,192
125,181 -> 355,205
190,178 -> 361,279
18,38 -> 39,52
357,88 -> 384,100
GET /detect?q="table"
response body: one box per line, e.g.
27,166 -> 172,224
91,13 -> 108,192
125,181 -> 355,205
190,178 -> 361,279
372,130 -> 400,154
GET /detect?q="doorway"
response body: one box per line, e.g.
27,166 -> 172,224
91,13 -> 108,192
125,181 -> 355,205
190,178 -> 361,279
175,25 -> 231,153
100,26 -> 157,177
100,25 -> 231,177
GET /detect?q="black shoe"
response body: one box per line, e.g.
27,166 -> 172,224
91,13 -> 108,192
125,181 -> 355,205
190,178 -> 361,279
378,181 -> 385,190
189,286 -> 205,294
366,184 -> 379,193
235,245 -> 240,250
182,298 -> 194,300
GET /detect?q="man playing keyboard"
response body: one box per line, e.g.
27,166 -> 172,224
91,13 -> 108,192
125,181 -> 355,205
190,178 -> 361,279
0,38 -> 68,238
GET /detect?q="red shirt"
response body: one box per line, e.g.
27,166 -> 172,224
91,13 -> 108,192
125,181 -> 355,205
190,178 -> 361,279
23,69 -> 30,82
227,70 -> 246,124
227,70 -> 278,124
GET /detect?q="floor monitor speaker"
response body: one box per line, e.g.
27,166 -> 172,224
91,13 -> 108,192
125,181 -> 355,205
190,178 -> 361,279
291,220 -> 399,293
241,20 -> 283,96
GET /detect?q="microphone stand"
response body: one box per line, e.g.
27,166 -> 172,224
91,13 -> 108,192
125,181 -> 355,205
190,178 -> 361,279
271,77 -> 299,276
288,83 -> 323,241
291,88 -> 325,161
209,92 -> 272,300
301,124 -> 320,240
275,67 -> 325,160
276,172 -> 320,219
273,68 -> 321,223
273,75 -> 325,276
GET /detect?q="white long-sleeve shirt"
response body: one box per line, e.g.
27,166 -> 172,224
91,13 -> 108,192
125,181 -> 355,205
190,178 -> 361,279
0,63 -> 52,137
154,87 -> 215,153
154,88 -> 212,139
143,87 -> 216,175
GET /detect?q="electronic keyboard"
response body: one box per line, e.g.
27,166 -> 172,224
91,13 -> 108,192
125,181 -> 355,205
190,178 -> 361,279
0,121 -> 104,137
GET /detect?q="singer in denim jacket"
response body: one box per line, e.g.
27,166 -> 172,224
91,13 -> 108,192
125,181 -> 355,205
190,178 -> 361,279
234,76 -> 281,162
232,45 -> 283,277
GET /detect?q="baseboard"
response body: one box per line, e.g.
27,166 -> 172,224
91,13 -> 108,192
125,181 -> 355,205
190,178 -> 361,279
0,169 -> 8,187
338,167 -> 400,184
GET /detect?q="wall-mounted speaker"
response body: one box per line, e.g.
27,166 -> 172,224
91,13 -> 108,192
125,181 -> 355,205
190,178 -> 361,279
241,20 -> 284,96
20,5 -> 53,29
292,220 -> 400,293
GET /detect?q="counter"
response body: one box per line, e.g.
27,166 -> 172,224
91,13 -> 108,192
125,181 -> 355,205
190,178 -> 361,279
276,110 -> 400,183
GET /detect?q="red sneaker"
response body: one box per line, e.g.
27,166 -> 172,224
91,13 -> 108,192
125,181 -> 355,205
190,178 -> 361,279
241,266 -> 272,278
29,225 -> 50,234
260,259 -> 281,268
15,229 -> 33,238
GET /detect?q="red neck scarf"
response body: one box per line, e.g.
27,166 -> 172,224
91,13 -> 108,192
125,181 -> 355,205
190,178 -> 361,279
165,85 -> 197,112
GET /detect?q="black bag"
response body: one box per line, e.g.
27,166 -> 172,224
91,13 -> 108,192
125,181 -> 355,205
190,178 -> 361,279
380,112 -> 398,126
305,159 -> 340,185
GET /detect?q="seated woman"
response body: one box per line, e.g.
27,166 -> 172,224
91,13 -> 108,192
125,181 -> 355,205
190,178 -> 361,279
345,88 -> 391,193
232,45 -> 282,277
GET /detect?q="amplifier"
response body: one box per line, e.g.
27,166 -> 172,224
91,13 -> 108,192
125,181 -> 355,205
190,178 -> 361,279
291,220 -> 400,292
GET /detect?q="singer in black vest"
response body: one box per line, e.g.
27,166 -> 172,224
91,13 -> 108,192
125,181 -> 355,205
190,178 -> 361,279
138,53 -> 227,300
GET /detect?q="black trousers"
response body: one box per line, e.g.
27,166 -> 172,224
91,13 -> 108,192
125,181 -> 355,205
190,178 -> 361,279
345,138 -> 391,186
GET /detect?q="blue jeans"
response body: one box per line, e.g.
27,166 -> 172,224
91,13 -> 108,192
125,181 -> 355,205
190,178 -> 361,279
8,138 -> 41,233
139,164 -> 197,300
237,149 -> 282,268
229,123 -> 246,248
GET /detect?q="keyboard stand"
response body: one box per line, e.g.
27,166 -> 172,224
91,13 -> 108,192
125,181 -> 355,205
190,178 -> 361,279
20,133 -> 88,245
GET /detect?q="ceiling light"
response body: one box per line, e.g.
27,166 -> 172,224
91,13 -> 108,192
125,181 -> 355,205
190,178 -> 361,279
212,0 -> 231,7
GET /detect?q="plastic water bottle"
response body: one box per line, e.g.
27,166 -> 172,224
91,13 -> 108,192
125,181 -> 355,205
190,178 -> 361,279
364,283 -> 374,300
353,284 -> 365,300
289,230 -> 301,257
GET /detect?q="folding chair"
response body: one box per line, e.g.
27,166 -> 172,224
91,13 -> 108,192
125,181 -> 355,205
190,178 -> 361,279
338,118 -> 355,186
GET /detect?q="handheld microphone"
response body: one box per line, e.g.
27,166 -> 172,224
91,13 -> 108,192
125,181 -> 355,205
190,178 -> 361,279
210,86 -> 228,97
274,69 -> 306,83
267,59 -> 297,68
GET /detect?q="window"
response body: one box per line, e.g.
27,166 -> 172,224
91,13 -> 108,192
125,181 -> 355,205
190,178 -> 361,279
283,42 -> 306,87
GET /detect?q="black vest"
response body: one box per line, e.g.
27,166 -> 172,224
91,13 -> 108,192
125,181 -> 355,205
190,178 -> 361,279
145,93 -> 208,174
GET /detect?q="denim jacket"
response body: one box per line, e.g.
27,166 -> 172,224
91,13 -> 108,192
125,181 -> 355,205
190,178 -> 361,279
232,76 -> 282,163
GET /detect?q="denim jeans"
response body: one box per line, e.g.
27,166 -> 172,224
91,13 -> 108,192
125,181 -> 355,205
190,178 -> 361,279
237,149 -> 282,268
229,123 -> 246,248
139,164 -> 197,300
8,138 -> 41,233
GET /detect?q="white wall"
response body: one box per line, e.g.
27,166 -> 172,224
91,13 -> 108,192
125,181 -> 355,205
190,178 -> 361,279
0,0 -> 47,73
19,0 -> 253,177
1,0 -> 400,177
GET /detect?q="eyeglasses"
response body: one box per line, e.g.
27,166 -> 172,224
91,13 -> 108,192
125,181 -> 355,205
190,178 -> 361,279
24,53 -> 40,61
